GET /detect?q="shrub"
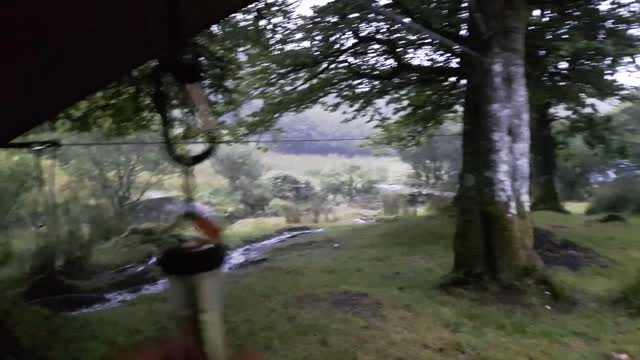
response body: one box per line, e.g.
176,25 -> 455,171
269,199 -> 302,224
309,192 -> 333,223
213,145 -> 265,184
235,177 -> 273,213
586,177 -> 640,215
269,173 -> 316,202
212,146 -> 272,213
320,165 -> 382,204
381,192 -> 406,216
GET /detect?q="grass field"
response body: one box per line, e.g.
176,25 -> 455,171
4,211 -> 640,360
164,151 -> 411,197
260,152 -> 411,184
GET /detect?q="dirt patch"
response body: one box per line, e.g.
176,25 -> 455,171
299,291 -> 384,320
533,227 -> 608,271
599,214 -> 627,223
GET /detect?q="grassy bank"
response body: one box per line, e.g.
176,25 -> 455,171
4,212 -> 640,360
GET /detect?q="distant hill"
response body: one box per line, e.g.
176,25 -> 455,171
264,107 -> 378,156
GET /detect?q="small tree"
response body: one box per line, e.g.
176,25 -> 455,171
270,173 -> 316,202
212,145 -> 272,213
269,199 -> 302,224
59,138 -> 177,217
399,127 -> 462,191
320,165 -> 382,204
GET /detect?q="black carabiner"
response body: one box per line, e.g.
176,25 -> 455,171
152,58 -> 215,167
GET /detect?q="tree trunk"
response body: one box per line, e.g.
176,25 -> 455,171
452,0 -> 542,284
531,104 -> 567,212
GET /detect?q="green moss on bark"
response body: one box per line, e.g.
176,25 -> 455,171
452,199 -> 543,286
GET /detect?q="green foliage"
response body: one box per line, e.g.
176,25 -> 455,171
0,238 -> 12,268
268,109 -> 375,156
28,242 -> 58,276
0,151 -> 39,230
213,145 -> 273,213
556,138 -> 605,201
58,138 -> 177,213
55,27 -> 261,140
228,0 -> 639,149
603,102 -> 640,162
587,177 -> 640,215
6,213 -> 640,360
28,192 -> 125,276
213,145 -> 265,184
381,192 -> 406,216
618,271 -> 640,315
269,173 -> 316,202
268,199 -> 302,224
398,125 -> 461,190
320,165 -> 382,203
237,177 -> 273,213
241,0 -> 462,142
201,187 -> 243,215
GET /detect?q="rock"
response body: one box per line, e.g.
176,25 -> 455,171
599,214 -> 627,223
126,196 -> 217,226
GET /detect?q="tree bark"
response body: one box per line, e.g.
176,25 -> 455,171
452,0 -> 542,284
531,104 -> 567,212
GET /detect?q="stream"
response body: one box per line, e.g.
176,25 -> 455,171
73,228 -> 323,314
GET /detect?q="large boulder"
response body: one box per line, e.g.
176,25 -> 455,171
126,196 -> 217,225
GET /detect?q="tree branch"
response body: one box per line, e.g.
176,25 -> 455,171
354,0 -> 484,60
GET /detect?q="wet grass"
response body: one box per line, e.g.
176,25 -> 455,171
4,212 -> 640,360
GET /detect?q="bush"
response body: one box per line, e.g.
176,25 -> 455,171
586,177 -> 640,215
269,173 -> 316,202
381,192 -> 406,216
320,165 -> 382,204
236,177 -> 273,212
212,146 -> 272,213
213,145 -> 265,184
269,199 -> 302,224
309,193 -> 333,223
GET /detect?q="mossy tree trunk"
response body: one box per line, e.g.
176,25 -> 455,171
531,103 -> 567,213
453,0 -> 542,284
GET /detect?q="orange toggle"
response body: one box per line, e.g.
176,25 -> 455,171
191,215 -> 223,245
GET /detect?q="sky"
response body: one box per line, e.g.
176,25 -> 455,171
293,0 -> 639,87
295,0 -> 331,14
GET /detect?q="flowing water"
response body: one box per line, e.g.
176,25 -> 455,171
74,228 -> 323,314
